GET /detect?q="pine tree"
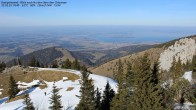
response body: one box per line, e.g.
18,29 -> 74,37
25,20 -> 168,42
162,86 -> 174,110
170,57 -> 176,74
0,62 -> 6,73
49,83 -> 63,110
174,57 -> 183,79
95,88 -> 101,110
23,94 -> 35,110
8,76 -> 20,99
52,60 -> 58,68
101,81 -> 115,110
171,57 -> 183,81
192,55 -> 196,72
125,61 -> 134,92
111,61 -> 133,110
187,86 -> 196,103
29,56 -> 36,67
76,67 -> 96,110
71,59 -> 80,70
113,59 -> 124,82
130,53 -> 164,110
170,78 -> 191,108
35,60 -> 40,67
63,59 -> 71,69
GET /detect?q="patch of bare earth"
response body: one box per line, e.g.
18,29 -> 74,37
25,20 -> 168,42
66,87 -> 74,91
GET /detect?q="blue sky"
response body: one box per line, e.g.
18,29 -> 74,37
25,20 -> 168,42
0,0 -> 196,27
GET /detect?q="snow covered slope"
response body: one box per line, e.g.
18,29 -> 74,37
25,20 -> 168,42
0,68 -> 117,110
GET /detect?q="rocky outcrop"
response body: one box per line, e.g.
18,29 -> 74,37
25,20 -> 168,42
159,38 -> 196,71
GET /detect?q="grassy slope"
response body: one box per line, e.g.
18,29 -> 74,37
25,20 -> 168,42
0,66 -> 79,99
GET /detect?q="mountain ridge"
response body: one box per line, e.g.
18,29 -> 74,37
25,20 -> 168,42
91,35 -> 196,78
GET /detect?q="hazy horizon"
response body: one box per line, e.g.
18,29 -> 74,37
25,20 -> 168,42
1,25 -> 196,43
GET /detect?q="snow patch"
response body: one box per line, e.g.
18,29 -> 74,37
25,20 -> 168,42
174,102 -> 195,110
0,68 -> 118,110
63,77 -> 68,81
0,89 -> 3,95
182,71 -> 192,82
17,80 -> 41,89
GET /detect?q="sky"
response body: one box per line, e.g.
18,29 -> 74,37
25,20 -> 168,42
0,0 -> 196,27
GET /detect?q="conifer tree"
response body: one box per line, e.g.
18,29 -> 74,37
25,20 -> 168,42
49,83 -> 63,110
63,58 -> 71,69
101,81 -> 115,110
111,61 -> 131,110
130,53 -> 164,110
171,78 -> 191,108
95,88 -> 101,110
192,55 -> 196,72
71,59 -> 80,70
125,61 -> 134,91
174,57 -> 183,79
29,56 -> 37,67
8,76 -> 20,99
171,57 -> 183,81
52,60 -> 58,68
113,59 -> 124,82
187,86 -> 196,103
76,66 -> 96,110
35,60 -> 40,67
183,61 -> 191,71
23,94 -> 35,110
0,62 -> 6,73
40,63 -> 45,68
161,84 -> 174,110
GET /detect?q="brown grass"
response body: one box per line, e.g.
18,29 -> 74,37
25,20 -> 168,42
0,68 -> 79,98
91,47 -> 164,78
66,87 -> 74,91
37,70 -> 79,82
7,95 -> 25,103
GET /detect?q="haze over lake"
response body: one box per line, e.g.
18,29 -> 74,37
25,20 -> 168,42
1,26 -> 196,43
0,25 -> 196,51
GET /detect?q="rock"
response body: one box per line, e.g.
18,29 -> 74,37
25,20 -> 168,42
159,38 -> 196,71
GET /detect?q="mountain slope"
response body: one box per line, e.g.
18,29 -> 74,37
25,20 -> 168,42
0,67 -> 117,110
5,44 -> 156,68
7,47 -> 75,66
91,35 -> 196,78
72,44 -> 156,66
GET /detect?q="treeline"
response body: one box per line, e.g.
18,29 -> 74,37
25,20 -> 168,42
62,58 -> 81,70
11,56 -> 82,70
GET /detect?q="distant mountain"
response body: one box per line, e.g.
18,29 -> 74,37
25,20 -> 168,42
91,35 -> 196,78
6,44 -> 156,68
72,44 -> 156,66
7,47 -> 75,66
